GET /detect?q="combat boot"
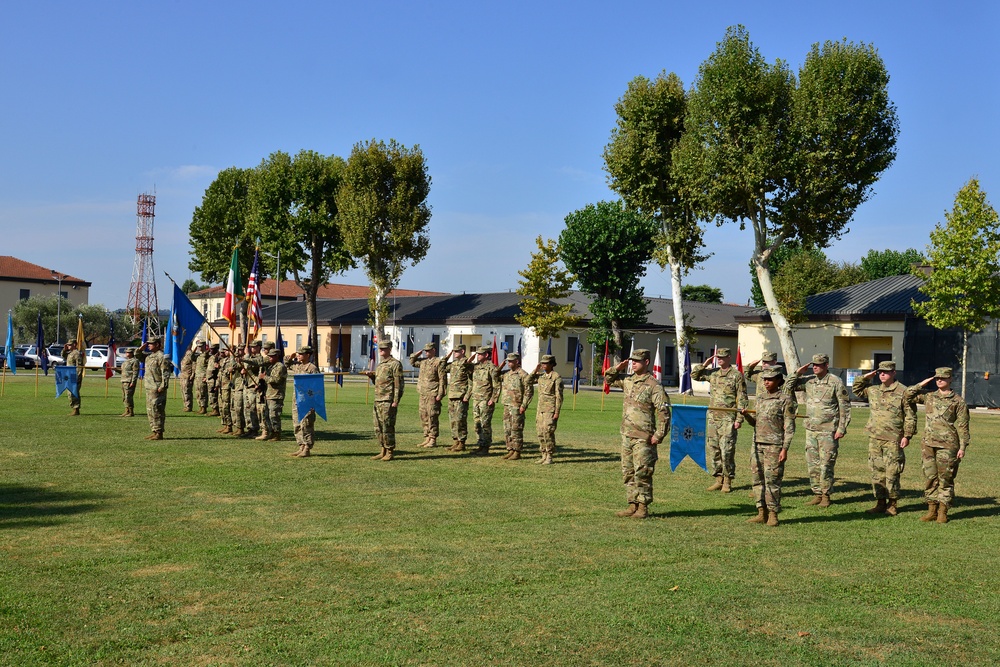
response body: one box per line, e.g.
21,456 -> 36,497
765,511 -> 779,527
209,410 -> 220,417
819,494 -> 832,508
219,426 -> 232,434
616,503 -> 638,517
541,453 -> 553,465
149,431 -> 163,441
127,408 -> 134,417
296,447 -> 311,458
254,433 -> 271,441
806,495 -> 823,506
471,446 -> 490,457
936,503 -> 950,524
120,410 -> 130,417
508,451 -> 521,461
747,507 -> 767,524
886,499 -> 898,516
417,435 -> 430,447
707,477 -> 723,491
721,477 -> 732,493
267,431 -> 282,442
372,447 -> 386,460
70,407 -> 80,416
421,437 -> 436,449
866,498 -> 887,514
920,501 -> 939,522
502,450 -> 513,460
381,448 -> 395,461
630,503 -> 649,519
198,408 -> 207,415
453,441 -> 466,452
290,445 -> 305,457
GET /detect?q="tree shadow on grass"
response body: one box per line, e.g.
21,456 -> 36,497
0,484 -> 109,529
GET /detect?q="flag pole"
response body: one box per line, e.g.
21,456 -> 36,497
1,363 -> 7,397
34,364 -> 39,397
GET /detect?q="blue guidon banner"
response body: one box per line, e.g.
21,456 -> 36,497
670,404 -> 708,472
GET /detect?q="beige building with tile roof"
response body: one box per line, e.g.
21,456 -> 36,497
0,255 -> 90,318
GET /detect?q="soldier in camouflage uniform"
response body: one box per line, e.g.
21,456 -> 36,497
287,345 -> 321,457
258,347 -> 287,441
217,347 -> 234,434
500,352 -> 533,460
470,346 -> 501,456
853,361 -> 916,516
119,348 -> 139,417
409,342 -> 448,448
605,349 -> 671,519
692,348 -> 748,493
528,354 -> 563,465
906,367 -> 971,524
194,340 -> 209,414
230,346 -> 247,436
744,350 -> 781,399
444,345 -> 474,451
741,367 -> 796,527
135,336 -> 171,441
242,340 -> 264,437
254,341 -> 277,439
206,343 -> 221,417
786,353 -> 851,507
364,340 -> 404,461
179,341 -> 197,412
63,338 -> 84,416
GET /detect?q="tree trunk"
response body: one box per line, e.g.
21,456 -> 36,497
611,319 -> 624,362
753,252 -> 800,370
666,250 -> 687,390
962,328 -> 968,399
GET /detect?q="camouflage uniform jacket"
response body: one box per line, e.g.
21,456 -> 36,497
374,357 -> 404,403
263,361 -> 287,400
752,390 -> 796,448
206,354 -> 220,382
409,352 -> 447,400
120,357 -> 139,386
691,364 -> 748,426
288,359 -> 320,376
194,350 -> 208,378
905,386 -> 971,451
445,359 -> 474,400
852,377 -> 916,441
471,361 -> 501,403
604,368 -> 671,440
528,370 -> 563,415
179,350 -> 195,379
746,364 -> 782,399
242,353 -> 265,390
220,355 -> 238,388
786,371 -> 851,435
136,349 -> 171,391
501,368 -> 533,410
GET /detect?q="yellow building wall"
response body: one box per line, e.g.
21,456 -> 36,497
738,320 -> 906,370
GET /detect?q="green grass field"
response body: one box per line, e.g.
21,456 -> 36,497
1,373 -> 998,666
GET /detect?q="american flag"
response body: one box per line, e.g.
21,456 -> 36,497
246,249 -> 264,339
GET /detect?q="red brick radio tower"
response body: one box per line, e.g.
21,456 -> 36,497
127,193 -> 160,334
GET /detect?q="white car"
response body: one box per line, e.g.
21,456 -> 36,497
21,345 -> 64,366
84,346 -> 112,369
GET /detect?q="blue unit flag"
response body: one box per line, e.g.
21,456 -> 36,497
294,373 -> 327,421
55,365 -> 80,399
670,404 -> 708,472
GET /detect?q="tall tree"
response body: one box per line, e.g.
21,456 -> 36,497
913,178 -> 1000,398
604,71 -> 708,385
559,201 -> 657,355
181,279 -> 207,294
769,248 -> 864,323
515,236 -> 579,344
253,150 -> 355,346
676,26 -> 899,368
189,167 -> 258,284
681,284 -> 723,303
339,139 -> 432,339
860,248 -> 925,281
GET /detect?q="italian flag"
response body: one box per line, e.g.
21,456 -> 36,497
222,248 -> 243,329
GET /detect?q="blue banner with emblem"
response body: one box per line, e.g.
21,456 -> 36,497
55,365 -> 80,399
293,373 -> 326,421
670,404 -> 708,472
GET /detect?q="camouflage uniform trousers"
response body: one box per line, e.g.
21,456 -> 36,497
220,384 -> 233,427
922,445 -> 961,507
373,401 -> 398,451
419,393 -> 442,439
266,398 -> 283,435
536,410 -> 557,454
69,373 -> 82,410
292,401 -> 316,449
621,436 -> 657,505
207,379 -> 220,414
181,375 -> 194,411
804,430 -> 839,496
243,389 -> 260,433
502,405 -> 526,452
195,378 -> 208,412
231,386 -> 246,432
868,437 -> 905,500
750,443 -> 785,513
258,393 -> 272,436
145,387 -> 166,434
122,381 -> 136,412
473,400 -> 496,448
706,414 -> 738,479
448,399 -> 469,443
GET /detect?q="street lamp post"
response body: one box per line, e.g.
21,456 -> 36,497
52,272 -> 66,344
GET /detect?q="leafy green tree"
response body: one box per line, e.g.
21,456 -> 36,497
681,284 -> 723,303
860,248 -> 925,281
516,236 -> 579,343
189,167 -> 258,284
770,248 -> 864,323
913,178 -> 1000,397
604,70 -> 709,383
676,26 -> 899,369
339,139 -> 432,338
181,279 -> 207,294
559,201 -> 656,355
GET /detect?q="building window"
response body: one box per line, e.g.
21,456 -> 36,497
202,303 -> 209,317
19,289 -> 29,300
215,303 -> 221,319
504,335 -> 515,355
59,291 -> 68,300
696,350 -> 705,363
567,336 -> 579,362
361,334 -> 369,357
261,334 -> 268,344
664,346 -> 675,376
296,334 -> 302,350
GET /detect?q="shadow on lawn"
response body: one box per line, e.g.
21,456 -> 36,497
0,484 -> 109,529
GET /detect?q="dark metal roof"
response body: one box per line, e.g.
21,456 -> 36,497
736,274 -> 927,322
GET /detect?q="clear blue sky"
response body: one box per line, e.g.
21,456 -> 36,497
2,1 -> 997,309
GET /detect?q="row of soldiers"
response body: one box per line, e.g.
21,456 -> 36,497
694,348 -> 971,526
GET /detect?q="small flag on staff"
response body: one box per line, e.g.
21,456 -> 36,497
601,339 -> 611,394
335,324 -> 344,387
653,340 -> 662,383
168,282 -> 207,376
5,311 -> 16,375
222,248 -> 243,330
55,365 -> 80,399
572,341 -> 584,393
246,248 -> 264,340
36,312 -> 49,375
735,345 -> 743,374
492,335 -> 499,366
294,374 -> 327,421
368,329 -> 376,371
680,343 -> 692,394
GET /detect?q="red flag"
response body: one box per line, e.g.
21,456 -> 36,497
735,345 -> 743,374
491,335 -> 499,366
602,339 -> 611,394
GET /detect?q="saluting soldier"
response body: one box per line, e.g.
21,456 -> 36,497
135,336 -> 172,441
692,348 -> 748,493
179,340 -> 199,412
63,338 -> 84,416
528,354 -> 563,465
500,352 -> 533,460
470,346 -> 501,456
241,339 -> 264,437
605,349 -> 671,519
409,342 -> 448,448
744,350 -> 781,399
444,345 -> 474,451
906,367 -> 971,524
741,367 -> 796,527
254,341 -> 276,439
364,340 -> 404,461
287,345 -> 321,457
258,346 -> 287,441
119,347 -> 139,417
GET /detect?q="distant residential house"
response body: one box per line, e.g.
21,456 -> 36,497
0,255 -> 91,322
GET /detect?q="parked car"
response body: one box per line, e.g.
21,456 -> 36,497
21,344 -> 63,366
1,346 -> 36,370
115,347 -> 136,366
84,346 -> 112,369
47,343 -> 65,359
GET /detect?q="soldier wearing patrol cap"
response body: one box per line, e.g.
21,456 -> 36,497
741,367 -> 796,527
287,345 -> 321,457
745,350 -> 781,400
179,339 -> 200,412
136,336 -> 172,440
469,346 -> 501,456
254,341 -> 277,439
853,360 -> 916,516
444,344 -> 474,451
906,367 -> 971,523
258,346 -> 287,441
500,352 -> 533,460
63,338 -> 84,415
206,342 -> 222,417
364,340 -> 404,461
194,339 -> 210,414
409,341 -> 448,448
786,352 -> 851,507
528,354 -> 563,464
240,339 -> 264,437
692,347 -> 748,493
